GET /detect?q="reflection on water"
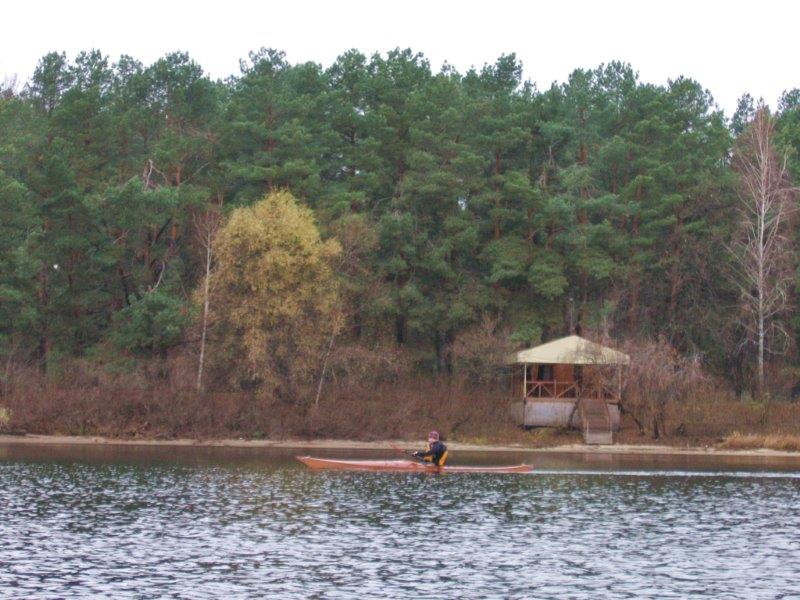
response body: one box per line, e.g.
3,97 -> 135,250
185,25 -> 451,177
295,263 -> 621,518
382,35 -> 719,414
1,444 -> 800,599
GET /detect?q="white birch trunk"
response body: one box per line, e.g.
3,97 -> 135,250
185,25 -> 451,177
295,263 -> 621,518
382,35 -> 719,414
194,209 -> 220,393
197,239 -> 212,392
728,106 -> 796,398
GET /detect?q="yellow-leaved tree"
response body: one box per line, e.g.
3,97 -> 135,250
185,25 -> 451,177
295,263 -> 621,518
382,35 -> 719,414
208,191 -> 341,400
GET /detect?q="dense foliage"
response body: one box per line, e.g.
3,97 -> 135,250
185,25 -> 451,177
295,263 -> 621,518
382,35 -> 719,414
1,48 -> 799,395
209,191 -> 340,396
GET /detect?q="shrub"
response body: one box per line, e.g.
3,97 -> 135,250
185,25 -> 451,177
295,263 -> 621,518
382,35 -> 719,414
617,338 -> 709,439
452,316 -> 514,384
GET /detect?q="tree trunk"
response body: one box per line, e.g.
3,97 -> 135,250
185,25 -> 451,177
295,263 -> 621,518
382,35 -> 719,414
433,331 -> 454,375
37,336 -> 49,375
37,269 -> 49,375
757,306 -> 765,397
395,315 -> 406,345
668,211 -> 683,327
314,330 -> 337,407
195,209 -> 221,392
493,150 -> 502,239
196,239 -> 212,392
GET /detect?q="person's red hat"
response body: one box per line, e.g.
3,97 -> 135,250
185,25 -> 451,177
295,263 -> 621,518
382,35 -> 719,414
428,430 -> 439,442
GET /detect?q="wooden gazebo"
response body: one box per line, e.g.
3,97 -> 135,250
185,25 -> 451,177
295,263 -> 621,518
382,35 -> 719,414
508,335 -> 629,444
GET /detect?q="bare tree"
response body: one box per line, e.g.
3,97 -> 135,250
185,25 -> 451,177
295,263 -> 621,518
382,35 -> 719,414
194,208 -> 221,392
615,339 -> 707,439
728,106 -> 797,396
1,75 -> 18,100
314,308 -> 343,407
311,216 -> 377,407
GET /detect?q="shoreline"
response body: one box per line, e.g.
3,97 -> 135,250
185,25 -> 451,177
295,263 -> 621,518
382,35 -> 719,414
2,433 -> 800,459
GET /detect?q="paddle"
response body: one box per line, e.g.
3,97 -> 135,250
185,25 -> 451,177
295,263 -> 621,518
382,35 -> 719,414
389,443 -> 425,462
389,442 -> 412,455
389,443 -> 445,470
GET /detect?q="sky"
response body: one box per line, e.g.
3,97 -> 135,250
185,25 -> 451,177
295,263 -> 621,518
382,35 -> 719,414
2,0 -> 798,116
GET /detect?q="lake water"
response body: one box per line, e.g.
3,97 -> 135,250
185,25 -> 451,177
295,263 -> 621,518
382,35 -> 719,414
1,444 -> 799,599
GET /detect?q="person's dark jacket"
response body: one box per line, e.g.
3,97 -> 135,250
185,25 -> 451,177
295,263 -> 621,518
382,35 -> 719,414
413,440 -> 448,466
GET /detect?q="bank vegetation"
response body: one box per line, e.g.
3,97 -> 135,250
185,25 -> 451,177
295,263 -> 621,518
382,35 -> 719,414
2,49 -> 800,449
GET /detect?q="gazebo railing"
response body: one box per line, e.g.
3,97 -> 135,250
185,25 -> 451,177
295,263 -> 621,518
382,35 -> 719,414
525,381 -> 578,399
524,381 -> 618,400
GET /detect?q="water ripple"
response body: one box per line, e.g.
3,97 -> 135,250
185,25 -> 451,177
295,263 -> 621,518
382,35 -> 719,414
1,458 -> 799,599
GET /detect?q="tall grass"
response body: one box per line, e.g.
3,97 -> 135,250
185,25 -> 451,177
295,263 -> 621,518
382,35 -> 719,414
0,363 -> 543,443
2,354 -> 800,450
718,433 -> 800,452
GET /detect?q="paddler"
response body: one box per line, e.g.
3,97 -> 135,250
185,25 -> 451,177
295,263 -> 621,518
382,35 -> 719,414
412,430 -> 448,466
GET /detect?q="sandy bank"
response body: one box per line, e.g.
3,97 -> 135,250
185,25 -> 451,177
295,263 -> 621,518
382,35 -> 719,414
2,433 -> 800,458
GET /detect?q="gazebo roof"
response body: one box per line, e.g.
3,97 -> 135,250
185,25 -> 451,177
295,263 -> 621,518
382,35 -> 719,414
511,335 -> 629,365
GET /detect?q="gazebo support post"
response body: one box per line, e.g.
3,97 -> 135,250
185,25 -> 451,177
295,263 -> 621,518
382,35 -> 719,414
522,364 -> 527,398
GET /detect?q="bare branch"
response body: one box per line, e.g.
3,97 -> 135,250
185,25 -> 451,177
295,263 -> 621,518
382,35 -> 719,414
727,106 -> 797,395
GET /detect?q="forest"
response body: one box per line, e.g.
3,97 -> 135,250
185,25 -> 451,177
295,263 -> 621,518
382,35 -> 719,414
1,47 -> 799,443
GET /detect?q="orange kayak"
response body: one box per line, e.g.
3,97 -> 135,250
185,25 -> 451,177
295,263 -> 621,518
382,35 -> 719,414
297,456 -> 533,473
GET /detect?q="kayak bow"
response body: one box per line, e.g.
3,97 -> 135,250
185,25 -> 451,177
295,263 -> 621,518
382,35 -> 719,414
297,456 -> 533,473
